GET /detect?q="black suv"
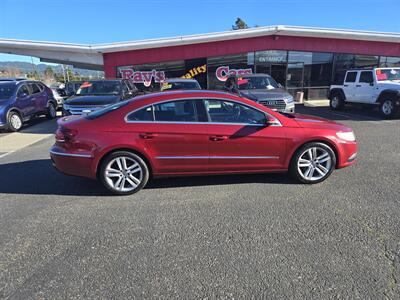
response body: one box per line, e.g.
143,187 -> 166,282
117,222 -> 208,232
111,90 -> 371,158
62,79 -> 139,116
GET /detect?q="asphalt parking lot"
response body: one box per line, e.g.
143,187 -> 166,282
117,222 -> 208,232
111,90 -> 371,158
0,105 -> 399,299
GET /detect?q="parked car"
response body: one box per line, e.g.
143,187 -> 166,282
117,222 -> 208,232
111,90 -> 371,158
62,79 -> 139,116
51,88 -> 64,109
160,78 -> 201,91
0,77 -> 27,82
329,67 -> 400,118
64,81 -> 84,97
50,90 -> 357,195
224,74 -> 295,113
0,80 -> 57,131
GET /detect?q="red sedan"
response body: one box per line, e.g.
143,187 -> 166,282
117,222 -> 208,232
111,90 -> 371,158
50,90 -> 357,195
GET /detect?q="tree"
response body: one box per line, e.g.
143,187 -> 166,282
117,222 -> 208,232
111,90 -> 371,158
44,66 -> 54,81
232,18 -> 249,30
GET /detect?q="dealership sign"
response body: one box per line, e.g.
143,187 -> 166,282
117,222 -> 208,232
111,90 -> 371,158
215,66 -> 252,81
119,68 -> 166,87
181,64 -> 207,79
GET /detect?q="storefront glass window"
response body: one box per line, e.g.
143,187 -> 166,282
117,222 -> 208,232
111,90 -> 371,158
255,50 -> 287,86
354,55 -> 379,68
333,53 -> 355,84
207,53 -> 254,89
379,56 -> 400,67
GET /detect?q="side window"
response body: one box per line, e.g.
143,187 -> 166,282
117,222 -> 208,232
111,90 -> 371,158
153,100 -> 198,122
29,83 -> 41,94
359,71 -> 373,83
345,72 -> 357,83
127,106 -> 153,121
204,99 -> 266,125
17,85 -> 30,97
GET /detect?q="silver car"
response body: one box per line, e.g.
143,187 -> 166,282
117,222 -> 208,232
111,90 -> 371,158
224,74 -> 295,113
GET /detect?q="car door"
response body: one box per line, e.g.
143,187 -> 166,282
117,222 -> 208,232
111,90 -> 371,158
342,71 -> 358,101
15,84 -> 34,117
203,99 -> 287,172
354,71 -> 375,103
28,83 -> 44,113
125,98 -> 209,174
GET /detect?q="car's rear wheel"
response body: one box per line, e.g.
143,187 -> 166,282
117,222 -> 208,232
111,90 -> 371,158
7,111 -> 23,132
46,102 -> 57,119
99,151 -> 149,195
380,99 -> 398,119
330,93 -> 345,110
290,142 -> 336,184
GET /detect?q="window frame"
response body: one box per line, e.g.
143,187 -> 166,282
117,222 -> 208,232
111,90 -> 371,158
29,83 -> 42,95
17,84 -> 30,97
202,99 -> 268,125
124,97 -> 281,127
345,71 -> 358,83
359,71 -> 374,84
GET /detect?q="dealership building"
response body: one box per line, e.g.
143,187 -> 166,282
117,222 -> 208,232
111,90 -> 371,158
1,25 -> 400,99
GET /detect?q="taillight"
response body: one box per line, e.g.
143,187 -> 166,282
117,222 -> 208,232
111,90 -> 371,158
55,126 -> 77,143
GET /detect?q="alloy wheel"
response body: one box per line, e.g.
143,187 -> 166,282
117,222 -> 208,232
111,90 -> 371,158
10,114 -> 22,130
382,100 -> 393,115
331,96 -> 339,108
297,146 -> 332,181
104,156 -> 143,192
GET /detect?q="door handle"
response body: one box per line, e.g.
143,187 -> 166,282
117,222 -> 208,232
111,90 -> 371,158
139,133 -> 158,139
356,85 -> 361,87
343,85 -> 348,87
31,97 -> 37,101
209,135 -> 228,141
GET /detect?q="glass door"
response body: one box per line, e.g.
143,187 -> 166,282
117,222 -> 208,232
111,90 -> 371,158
270,64 -> 286,87
287,62 -> 304,88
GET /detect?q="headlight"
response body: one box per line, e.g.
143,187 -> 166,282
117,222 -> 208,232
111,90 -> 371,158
285,95 -> 294,103
336,131 -> 356,142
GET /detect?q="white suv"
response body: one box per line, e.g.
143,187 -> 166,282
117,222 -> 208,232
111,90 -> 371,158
329,68 -> 400,118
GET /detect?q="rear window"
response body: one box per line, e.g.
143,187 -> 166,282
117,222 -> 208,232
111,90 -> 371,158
30,83 -> 41,94
85,101 -> 130,120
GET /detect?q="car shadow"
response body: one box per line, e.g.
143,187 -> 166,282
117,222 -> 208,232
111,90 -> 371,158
295,104 -> 391,121
0,159 -> 295,196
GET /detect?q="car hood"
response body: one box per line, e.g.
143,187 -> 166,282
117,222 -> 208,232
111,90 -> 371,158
65,95 -> 120,106
239,88 -> 290,100
291,113 -> 350,130
377,81 -> 400,90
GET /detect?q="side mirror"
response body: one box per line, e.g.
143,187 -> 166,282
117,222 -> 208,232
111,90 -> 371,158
264,115 -> 279,126
278,83 -> 283,88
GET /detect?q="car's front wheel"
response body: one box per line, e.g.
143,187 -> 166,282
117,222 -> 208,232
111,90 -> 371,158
290,142 -> 336,184
330,93 -> 345,110
7,111 -> 23,132
99,151 -> 149,195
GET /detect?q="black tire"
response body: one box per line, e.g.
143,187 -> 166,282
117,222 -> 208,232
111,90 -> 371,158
330,93 -> 345,110
99,151 -> 149,195
380,98 -> 399,119
289,142 -> 336,184
7,111 -> 23,132
46,102 -> 57,119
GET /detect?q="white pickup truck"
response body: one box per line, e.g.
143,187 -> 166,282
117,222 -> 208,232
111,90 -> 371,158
329,67 -> 400,118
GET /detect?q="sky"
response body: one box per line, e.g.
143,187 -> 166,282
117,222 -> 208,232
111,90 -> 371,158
1,0 -> 400,63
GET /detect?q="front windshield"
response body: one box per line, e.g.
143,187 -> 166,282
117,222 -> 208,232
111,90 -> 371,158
0,83 -> 16,99
161,81 -> 201,91
237,76 -> 279,90
76,81 -> 121,96
376,68 -> 400,81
